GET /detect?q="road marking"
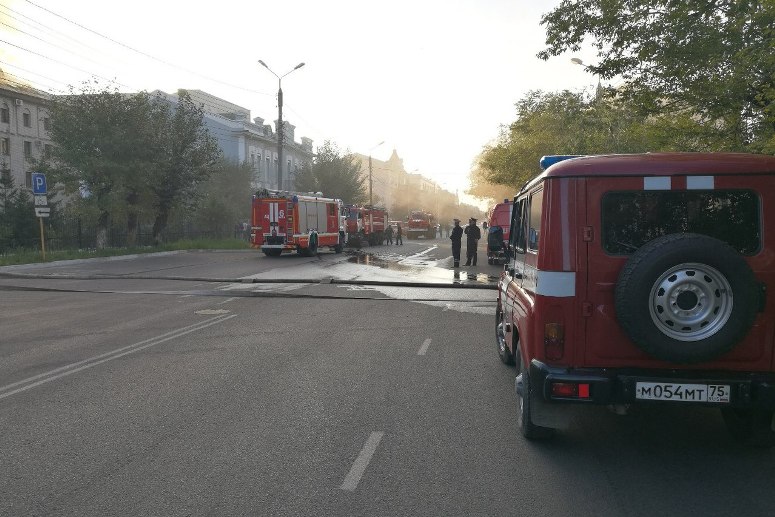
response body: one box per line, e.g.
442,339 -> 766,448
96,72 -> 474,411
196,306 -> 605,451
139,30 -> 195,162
405,246 -> 438,260
195,309 -> 231,315
339,431 -> 384,491
218,297 -> 238,305
0,314 -> 236,401
417,338 -> 432,355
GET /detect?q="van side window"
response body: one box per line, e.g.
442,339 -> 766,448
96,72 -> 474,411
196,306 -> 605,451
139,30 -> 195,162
527,189 -> 543,251
510,198 -> 527,254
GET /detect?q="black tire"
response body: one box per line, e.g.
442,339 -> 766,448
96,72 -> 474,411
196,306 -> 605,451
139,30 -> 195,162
614,233 -> 759,364
721,408 -> 775,448
496,307 -> 515,365
517,359 -> 555,440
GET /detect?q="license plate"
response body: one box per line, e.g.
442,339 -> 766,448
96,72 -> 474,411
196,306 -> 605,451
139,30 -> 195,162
635,382 -> 731,403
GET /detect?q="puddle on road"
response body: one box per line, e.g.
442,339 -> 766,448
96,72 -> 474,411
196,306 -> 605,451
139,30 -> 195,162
345,251 -> 416,272
344,250 -> 498,286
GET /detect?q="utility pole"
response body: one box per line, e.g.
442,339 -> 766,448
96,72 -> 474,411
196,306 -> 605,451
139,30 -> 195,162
258,60 -> 305,190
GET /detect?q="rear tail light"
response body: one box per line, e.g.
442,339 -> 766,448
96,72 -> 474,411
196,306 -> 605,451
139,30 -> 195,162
544,323 -> 565,360
550,382 -> 591,399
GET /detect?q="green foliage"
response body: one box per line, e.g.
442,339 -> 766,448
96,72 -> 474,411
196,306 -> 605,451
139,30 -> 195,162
294,141 -> 367,203
472,89 -> 739,191
538,0 -> 775,151
46,82 -> 222,248
148,90 -> 222,243
0,173 -> 37,251
192,160 -> 252,233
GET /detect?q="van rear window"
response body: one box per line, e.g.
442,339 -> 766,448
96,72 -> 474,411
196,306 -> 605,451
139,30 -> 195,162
601,190 -> 760,255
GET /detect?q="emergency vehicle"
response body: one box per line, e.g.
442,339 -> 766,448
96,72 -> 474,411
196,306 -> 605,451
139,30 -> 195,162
250,189 -> 345,256
497,153 -> 775,447
344,205 -> 388,246
406,210 -> 436,239
486,199 -> 512,265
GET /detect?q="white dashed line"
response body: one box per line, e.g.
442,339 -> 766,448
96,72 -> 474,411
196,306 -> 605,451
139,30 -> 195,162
339,431 -> 384,491
417,338 -> 432,356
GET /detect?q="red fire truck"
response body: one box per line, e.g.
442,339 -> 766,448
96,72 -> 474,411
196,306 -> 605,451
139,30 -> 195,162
406,210 -> 436,239
343,205 -> 388,246
250,190 -> 345,256
486,199 -> 512,264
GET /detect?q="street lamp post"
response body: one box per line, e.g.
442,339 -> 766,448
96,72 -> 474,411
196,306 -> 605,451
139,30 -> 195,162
258,60 -> 305,191
368,141 -> 384,206
570,57 -> 602,101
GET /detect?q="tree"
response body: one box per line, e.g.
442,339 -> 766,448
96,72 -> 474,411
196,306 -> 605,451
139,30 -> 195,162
147,91 -> 222,244
0,172 -> 37,251
294,141 -> 367,203
48,81 -> 157,248
192,160 -> 252,234
472,88 -> 733,192
538,0 -> 775,152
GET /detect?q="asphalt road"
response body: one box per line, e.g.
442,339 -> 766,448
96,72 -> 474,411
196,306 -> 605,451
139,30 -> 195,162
1,244 -> 774,516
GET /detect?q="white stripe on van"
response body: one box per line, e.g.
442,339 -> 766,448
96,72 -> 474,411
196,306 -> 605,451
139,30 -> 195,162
643,177 -> 671,190
687,176 -> 714,189
522,264 -> 576,297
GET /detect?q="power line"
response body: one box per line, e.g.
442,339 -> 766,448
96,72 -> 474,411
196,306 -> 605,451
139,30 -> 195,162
22,0 -> 272,96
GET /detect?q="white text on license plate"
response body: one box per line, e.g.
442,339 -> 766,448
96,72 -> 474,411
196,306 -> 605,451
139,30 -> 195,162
635,382 -> 731,403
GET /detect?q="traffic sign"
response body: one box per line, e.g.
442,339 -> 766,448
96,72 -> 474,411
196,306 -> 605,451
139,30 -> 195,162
34,207 -> 50,217
34,195 -> 48,206
31,172 -> 47,195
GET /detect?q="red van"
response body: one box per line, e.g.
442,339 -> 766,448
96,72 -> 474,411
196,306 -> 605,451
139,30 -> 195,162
496,153 -> 775,447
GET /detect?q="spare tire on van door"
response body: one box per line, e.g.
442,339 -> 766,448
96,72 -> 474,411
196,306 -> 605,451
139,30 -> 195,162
614,233 -> 759,364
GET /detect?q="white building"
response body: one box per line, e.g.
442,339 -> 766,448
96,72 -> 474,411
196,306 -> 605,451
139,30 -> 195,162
0,80 -> 53,188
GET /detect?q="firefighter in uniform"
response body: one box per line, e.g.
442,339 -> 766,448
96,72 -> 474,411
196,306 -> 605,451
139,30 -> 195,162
450,218 -> 463,268
464,217 -> 481,266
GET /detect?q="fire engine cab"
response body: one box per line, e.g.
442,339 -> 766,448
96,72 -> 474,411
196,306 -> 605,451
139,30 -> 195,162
497,153 -> 775,447
250,189 -> 345,256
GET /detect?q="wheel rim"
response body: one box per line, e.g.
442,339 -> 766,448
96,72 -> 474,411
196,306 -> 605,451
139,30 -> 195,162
648,262 -> 733,341
496,312 -> 506,354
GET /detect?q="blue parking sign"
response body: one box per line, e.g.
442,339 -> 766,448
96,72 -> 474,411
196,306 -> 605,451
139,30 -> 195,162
31,172 -> 47,195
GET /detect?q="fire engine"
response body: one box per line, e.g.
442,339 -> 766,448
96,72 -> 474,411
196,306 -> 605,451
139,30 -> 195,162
406,210 -> 436,239
343,205 -> 388,246
250,189 -> 345,256
486,199 -> 512,265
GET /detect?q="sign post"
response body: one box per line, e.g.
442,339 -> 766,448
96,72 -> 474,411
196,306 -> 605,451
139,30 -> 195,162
31,172 -> 48,261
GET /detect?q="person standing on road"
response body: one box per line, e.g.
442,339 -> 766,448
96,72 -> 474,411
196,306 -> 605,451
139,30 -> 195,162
385,224 -> 394,245
450,218 -> 463,268
396,223 -> 403,245
464,217 -> 481,266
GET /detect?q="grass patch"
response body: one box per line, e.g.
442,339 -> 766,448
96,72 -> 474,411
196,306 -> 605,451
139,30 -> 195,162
0,238 -> 252,266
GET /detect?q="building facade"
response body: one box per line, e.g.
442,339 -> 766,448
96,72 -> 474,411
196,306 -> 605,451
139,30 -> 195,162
0,82 -> 53,188
175,89 -> 313,192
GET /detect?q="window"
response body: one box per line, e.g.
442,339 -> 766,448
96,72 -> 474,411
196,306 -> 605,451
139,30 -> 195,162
1,168 -> 9,182
0,106 -> 8,123
23,112 -> 31,128
527,189 -> 543,251
1,138 -> 9,155
24,140 -> 32,158
43,117 -> 51,131
510,198 -> 527,254
602,190 -> 760,255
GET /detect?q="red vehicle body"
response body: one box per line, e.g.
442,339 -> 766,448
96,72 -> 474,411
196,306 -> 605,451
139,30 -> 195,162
406,210 -> 436,239
487,199 -> 512,264
344,205 -> 388,246
250,190 -> 344,256
497,153 -> 775,447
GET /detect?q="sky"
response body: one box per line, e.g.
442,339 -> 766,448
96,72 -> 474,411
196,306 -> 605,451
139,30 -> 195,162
0,0 -> 601,208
